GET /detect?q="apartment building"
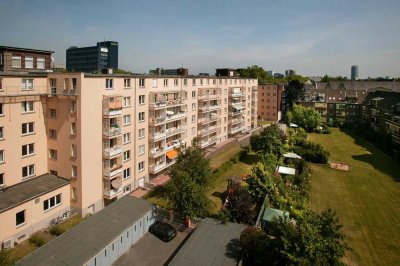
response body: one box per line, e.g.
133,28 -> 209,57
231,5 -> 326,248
257,84 -> 284,122
0,46 -> 53,73
0,71 -> 257,248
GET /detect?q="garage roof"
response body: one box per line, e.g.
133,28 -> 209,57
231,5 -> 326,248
17,196 -> 153,266
169,218 -> 245,266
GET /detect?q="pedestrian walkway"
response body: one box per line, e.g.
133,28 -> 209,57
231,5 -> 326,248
130,174 -> 171,198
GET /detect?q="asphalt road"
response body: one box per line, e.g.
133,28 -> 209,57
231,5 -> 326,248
113,230 -> 188,266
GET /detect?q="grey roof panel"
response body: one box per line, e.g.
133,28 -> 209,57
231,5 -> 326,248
17,196 -> 153,266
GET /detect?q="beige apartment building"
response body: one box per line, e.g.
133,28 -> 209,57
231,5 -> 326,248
0,68 -> 257,248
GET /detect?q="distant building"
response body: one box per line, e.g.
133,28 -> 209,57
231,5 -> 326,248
285,69 -> 296,77
274,72 -> 284,78
66,41 -> 118,72
267,70 -> 274,76
257,84 -> 284,122
351,65 -> 358,80
0,46 -> 53,73
149,67 -> 188,76
215,68 -> 239,77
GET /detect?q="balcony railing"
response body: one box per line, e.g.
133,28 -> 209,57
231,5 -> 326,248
150,112 -> 187,125
198,115 -> 221,125
149,99 -> 187,109
103,146 -> 122,158
149,147 -> 165,158
103,126 -> 122,137
199,137 -> 218,148
166,140 -> 183,151
199,105 -> 221,112
103,187 -> 122,198
198,94 -> 221,100
198,126 -> 221,136
229,124 -> 246,135
230,92 -> 244,97
103,96 -> 122,116
149,159 -> 176,174
103,164 -> 123,177
166,126 -> 186,137
229,110 -> 244,117
149,131 -> 166,140
230,118 -> 244,125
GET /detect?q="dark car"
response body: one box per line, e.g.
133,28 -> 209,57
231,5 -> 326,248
149,221 -> 177,242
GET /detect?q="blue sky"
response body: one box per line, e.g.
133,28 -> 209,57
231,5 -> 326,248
1,0 -> 399,78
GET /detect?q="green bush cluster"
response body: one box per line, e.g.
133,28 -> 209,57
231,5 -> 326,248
49,225 -> 66,236
293,141 -> 329,164
29,233 -> 46,247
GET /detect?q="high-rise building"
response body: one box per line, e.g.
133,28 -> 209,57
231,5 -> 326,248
0,68 -> 257,248
285,69 -> 296,77
66,41 -> 119,72
351,65 -> 358,80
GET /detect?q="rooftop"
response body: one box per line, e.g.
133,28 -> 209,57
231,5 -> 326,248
277,166 -> 296,176
0,174 -> 70,213
263,207 -> 289,222
0,45 -> 53,54
169,218 -> 246,266
17,196 -> 153,266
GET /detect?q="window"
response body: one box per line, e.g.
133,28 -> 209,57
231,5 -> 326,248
139,78 -> 145,87
139,145 -> 145,156
0,173 -> 4,185
105,79 -> 113,89
224,89 -> 227,95
64,78 -> 70,90
22,122 -> 34,135
200,79 -> 203,85
123,168 -> 131,179
213,79 -> 216,85
139,112 -> 145,122
21,101 -> 34,113
37,57 -> 45,69
0,103 -> 2,115
70,100 -> 77,112
0,150 -> 4,163
192,91 -> 196,98
123,133 -> 131,144
123,150 -> 131,161
16,210 -> 25,226
123,115 -> 131,125
0,127 -> 3,139
49,149 -> 57,160
22,164 -> 35,178
71,122 -> 76,135
192,103 -> 196,111
152,79 -> 157,87
71,144 -> 77,157
123,97 -> 131,107
124,79 -> 131,88
174,79 -> 178,86
49,108 -> 57,118
25,56 -> 33,68
183,79 -> 188,86
49,79 -> 57,94
123,185 -> 131,194
43,194 -> 61,211
138,161 -> 145,172
72,78 -> 77,89
139,95 -> 145,105
163,79 -> 168,86
72,187 -> 78,200
22,144 -> 35,157
72,165 -> 77,178
192,115 -> 196,123
192,127 -> 196,135
49,129 -> 57,139
139,128 -> 145,138
192,79 -> 196,86
12,55 -> 21,68
22,79 -> 33,90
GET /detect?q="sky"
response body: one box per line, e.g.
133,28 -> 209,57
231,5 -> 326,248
1,0 -> 400,78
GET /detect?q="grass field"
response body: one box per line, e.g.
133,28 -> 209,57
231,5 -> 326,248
209,142 -> 242,169
308,128 -> 400,266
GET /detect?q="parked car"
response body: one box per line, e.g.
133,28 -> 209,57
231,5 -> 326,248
149,221 -> 177,242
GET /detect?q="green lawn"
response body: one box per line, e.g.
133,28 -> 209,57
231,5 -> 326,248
308,128 -> 400,266
209,142 -> 242,169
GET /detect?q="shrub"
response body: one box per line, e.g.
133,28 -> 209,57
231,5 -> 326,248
322,124 -> 331,134
239,149 -> 248,160
49,225 -> 65,236
29,233 -> 46,247
293,141 -> 329,164
218,208 -> 231,224
230,153 -> 240,164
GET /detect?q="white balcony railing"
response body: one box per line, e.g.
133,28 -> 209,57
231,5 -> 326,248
199,137 -> 218,148
166,140 -> 183,151
149,131 -> 166,140
149,147 -> 165,158
166,126 -> 185,137
103,146 -> 122,158
149,159 -> 176,174
103,126 -> 122,137
103,164 -> 123,177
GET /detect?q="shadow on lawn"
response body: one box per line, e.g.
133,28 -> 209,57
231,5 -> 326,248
212,191 -> 228,205
340,128 -> 400,182
225,238 -> 242,262
239,153 -> 260,165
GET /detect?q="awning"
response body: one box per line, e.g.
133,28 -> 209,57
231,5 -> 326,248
289,123 -> 299,128
283,152 -> 302,159
277,166 -> 296,176
111,177 -> 122,189
166,149 -> 179,159
233,105 -> 244,111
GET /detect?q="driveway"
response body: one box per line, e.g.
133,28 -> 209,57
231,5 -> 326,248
113,226 -> 189,266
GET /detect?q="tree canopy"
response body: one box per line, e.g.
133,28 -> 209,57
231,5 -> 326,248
284,79 -> 305,111
226,187 -> 254,224
286,103 -> 321,132
250,124 -> 285,157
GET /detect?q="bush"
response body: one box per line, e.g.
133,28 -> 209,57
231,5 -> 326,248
29,233 -> 46,247
218,208 -> 231,224
49,225 -> 66,236
293,141 -> 329,164
239,149 -> 248,160
230,153 -> 240,164
0,249 -> 14,266
322,124 -> 331,134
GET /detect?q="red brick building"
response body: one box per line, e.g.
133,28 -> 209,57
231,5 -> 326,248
257,84 -> 284,122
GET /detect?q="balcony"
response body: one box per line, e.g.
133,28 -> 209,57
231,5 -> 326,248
198,126 -> 221,137
229,124 -> 246,135
230,117 -> 244,125
149,159 -> 176,174
198,94 -> 221,101
103,125 -> 121,137
150,112 -> 187,126
230,91 -> 244,98
166,126 -> 186,137
199,137 -> 218,148
103,145 -> 122,158
149,146 -> 165,158
150,99 -> 187,110
199,105 -> 221,112
149,131 -> 166,141
103,163 -> 123,177
198,115 -> 221,125
166,139 -> 183,151
103,177 -> 123,198
229,110 -> 244,117
103,96 -> 122,116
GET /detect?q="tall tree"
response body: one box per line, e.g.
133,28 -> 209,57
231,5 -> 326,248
289,104 -> 321,132
169,146 -> 211,185
240,65 -> 273,84
284,79 -> 305,111
226,188 -> 254,224
250,124 -> 285,157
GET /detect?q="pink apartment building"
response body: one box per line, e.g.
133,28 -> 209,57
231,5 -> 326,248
0,58 -> 258,249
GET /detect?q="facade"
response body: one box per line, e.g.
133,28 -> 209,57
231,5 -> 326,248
0,46 -> 53,73
285,69 -> 296,77
351,65 -> 358,80
66,41 -> 119,72
0,70 -> 257,247
257,84 -> 284,122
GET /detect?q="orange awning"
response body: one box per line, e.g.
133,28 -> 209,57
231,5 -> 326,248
166,149 -> 178,159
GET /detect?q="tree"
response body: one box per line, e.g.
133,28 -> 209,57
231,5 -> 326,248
250,124 -> 285,157
226,188 -> 254,224
240,227 -> 271,265
169,146 -> 211,185
166,170 -> 208,217
240,65 -> 274,84
288,104 -> 321,132
284,79 -> 305,111
0,249 -> 15,266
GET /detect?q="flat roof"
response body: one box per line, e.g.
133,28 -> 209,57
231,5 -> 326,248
0,174 -> 70,213
277,166 -> 296,175
0,46 -> 53,53
169,218 -> 246,266
17,196 -> 153,266
263,208 -> 289,222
